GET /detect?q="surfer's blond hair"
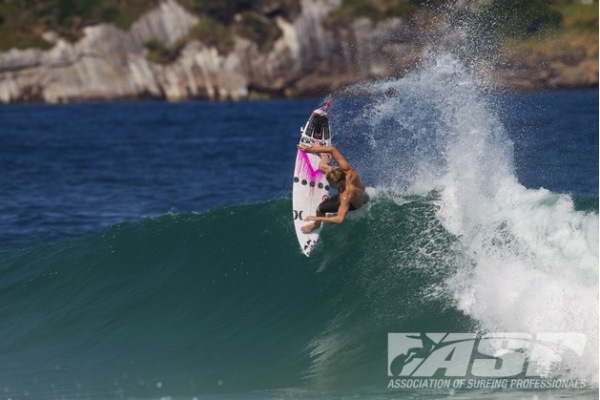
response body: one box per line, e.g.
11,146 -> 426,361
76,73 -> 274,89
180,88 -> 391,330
327,167 -> 345,185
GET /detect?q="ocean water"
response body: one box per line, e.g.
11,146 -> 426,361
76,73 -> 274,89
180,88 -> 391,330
0,55 -> 597,400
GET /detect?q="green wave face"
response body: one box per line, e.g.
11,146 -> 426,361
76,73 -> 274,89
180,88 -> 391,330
0,194 -> 476,397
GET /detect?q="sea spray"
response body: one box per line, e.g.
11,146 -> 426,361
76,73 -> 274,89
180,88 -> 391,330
332,53 -> 599,384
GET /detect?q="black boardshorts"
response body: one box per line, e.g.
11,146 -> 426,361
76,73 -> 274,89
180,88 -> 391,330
318,195 -> 358,214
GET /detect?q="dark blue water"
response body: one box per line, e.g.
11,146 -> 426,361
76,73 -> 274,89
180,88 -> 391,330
0,91 -> 597,248
501,89 -> 598,198
0,100 -> 314,247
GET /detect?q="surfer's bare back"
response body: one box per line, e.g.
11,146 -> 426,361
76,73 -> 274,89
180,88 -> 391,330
297,143 -> 366,233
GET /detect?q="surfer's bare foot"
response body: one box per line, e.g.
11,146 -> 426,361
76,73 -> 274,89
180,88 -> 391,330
301,221 -> 320,234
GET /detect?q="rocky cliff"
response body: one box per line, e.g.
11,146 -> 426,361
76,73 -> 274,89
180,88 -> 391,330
0,0 -> 596,104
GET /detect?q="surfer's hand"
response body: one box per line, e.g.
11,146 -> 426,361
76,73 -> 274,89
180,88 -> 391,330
299,142 -> 326,153
297,143 -> 313,152
305,215 -> 317,222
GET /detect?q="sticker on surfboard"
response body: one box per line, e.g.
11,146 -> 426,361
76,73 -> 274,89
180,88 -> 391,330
292,100 -> 332,256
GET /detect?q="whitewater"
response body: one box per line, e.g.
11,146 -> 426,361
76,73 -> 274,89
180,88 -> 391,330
335,53 -> 599,387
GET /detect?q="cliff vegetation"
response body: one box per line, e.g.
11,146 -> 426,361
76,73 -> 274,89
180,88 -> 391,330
0,0 -> 595,52
0,0 -> 596,103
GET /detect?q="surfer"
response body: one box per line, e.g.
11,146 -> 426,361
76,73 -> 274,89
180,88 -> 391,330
297,143 -> 366,233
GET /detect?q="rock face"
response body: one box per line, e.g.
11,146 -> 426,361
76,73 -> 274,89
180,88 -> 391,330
0,0 -> 596,103
0,0 -> 200,103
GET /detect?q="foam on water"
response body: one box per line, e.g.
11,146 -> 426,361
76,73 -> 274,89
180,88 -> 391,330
340,54 -> 599,383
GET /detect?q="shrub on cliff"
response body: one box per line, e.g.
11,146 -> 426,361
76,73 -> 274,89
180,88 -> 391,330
186,0 -> 294,53
0,0 -> 156,50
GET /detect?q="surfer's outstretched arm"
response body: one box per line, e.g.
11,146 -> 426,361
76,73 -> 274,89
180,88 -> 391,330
297,144 -> 351,171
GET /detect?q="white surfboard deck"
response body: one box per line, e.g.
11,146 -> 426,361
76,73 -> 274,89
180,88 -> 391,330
293,101 -> 332,256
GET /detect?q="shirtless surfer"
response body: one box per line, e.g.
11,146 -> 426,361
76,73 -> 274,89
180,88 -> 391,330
297,143 -> 366,233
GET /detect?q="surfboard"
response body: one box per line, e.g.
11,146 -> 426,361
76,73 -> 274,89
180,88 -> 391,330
292,100 -> 332,256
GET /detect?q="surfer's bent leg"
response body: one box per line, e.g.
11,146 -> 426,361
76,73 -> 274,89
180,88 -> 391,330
301,195 -> 340,233
318,195 -> 341,214
301,195 -> 340,234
